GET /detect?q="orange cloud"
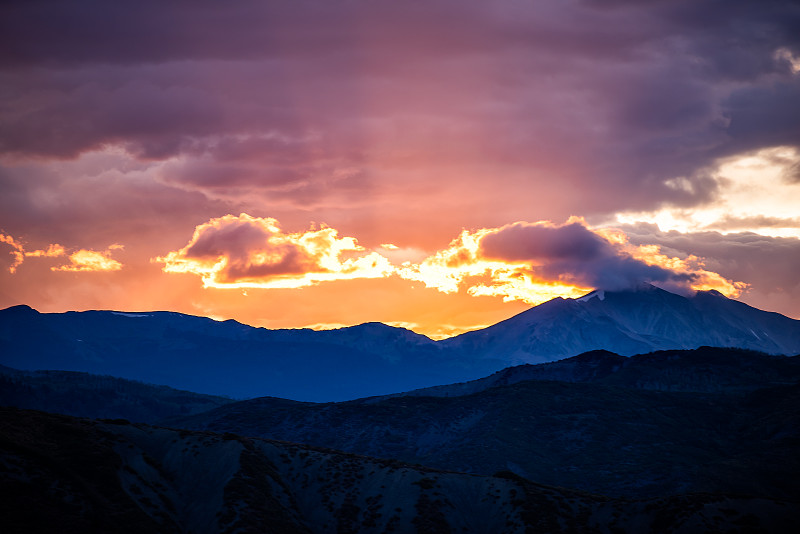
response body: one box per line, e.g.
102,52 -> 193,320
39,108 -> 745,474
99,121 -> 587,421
26,244 -> 67,258
155,213 -> 394,288
398,218 -> 745,305
51,248 -> 124,272
0,233 -> 26,273
0,233 -> 122,273
157,215 -> 745,306
396,223 -> 591,305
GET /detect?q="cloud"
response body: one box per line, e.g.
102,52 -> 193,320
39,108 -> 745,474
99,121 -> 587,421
24,244 -> 67,258
52,248 -> 124,272
2,0 -> 799,227
0,233 -> 122,273
618,222 -> 800,318
621,223 -> 800,295
397,218 -> 743,305
2,1 -> 798,323
613,146 -> 800,239
158,215 -> 744,302
155,214 -> 394,288
0,233 -> 25,273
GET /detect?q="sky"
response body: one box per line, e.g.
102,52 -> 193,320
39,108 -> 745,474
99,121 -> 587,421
1,0 -> 799,338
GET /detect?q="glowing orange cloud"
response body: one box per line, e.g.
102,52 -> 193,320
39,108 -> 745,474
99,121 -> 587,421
399,218 -> 745,304
155,213 -> 394,288
0,233 -> 122,273
51,247 -> 124,272
0,233 -> 26,273
25,244 -> 67,258
396,224 -> 591,306
157,215 -> 745,306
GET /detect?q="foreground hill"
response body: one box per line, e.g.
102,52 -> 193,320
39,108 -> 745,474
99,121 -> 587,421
0,364 -> 234,423
168,348 -> 800,500
1,408 -> 797,534
2,284 -> 799,400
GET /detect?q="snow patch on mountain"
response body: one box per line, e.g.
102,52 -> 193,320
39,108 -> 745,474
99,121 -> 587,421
577,290 -> 605,302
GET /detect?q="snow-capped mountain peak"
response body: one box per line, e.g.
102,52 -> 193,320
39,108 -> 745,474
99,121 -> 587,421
442,284 -> 800,364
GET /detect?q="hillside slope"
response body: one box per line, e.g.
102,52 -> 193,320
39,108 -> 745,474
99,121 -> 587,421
0,364 -> 234,423
167,348 -> 800,500
1,408 -> 797,534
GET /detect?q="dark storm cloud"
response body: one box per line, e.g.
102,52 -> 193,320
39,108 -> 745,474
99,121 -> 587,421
479,221 -> 692,291
480,221 -> 607,262
723,81 -> 800,151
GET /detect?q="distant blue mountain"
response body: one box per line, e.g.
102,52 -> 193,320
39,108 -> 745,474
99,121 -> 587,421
0,305 -> 497,400
2,284 -> 799,400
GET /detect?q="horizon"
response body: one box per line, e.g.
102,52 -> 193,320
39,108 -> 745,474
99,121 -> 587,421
1,1 -> 799,339
2,283 -> 774,341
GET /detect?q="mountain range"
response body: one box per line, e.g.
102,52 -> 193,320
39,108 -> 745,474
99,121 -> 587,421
2,285 -> 800,531
2,284 -> 799,401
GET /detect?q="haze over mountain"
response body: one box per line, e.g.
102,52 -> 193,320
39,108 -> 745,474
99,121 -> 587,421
2,284 -> 799,401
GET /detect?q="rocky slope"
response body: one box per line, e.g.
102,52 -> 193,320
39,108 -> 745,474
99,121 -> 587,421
2,408 -> 797,534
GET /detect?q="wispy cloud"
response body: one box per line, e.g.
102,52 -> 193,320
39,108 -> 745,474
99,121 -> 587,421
0,234 -> 123,273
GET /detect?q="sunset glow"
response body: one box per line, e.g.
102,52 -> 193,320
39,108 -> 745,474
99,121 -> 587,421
150,215 -> 746,326
1,0 -> 798,335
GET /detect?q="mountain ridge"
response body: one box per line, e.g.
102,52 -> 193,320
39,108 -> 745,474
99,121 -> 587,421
441,285 -> 800,364
2,284 -> 800,400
